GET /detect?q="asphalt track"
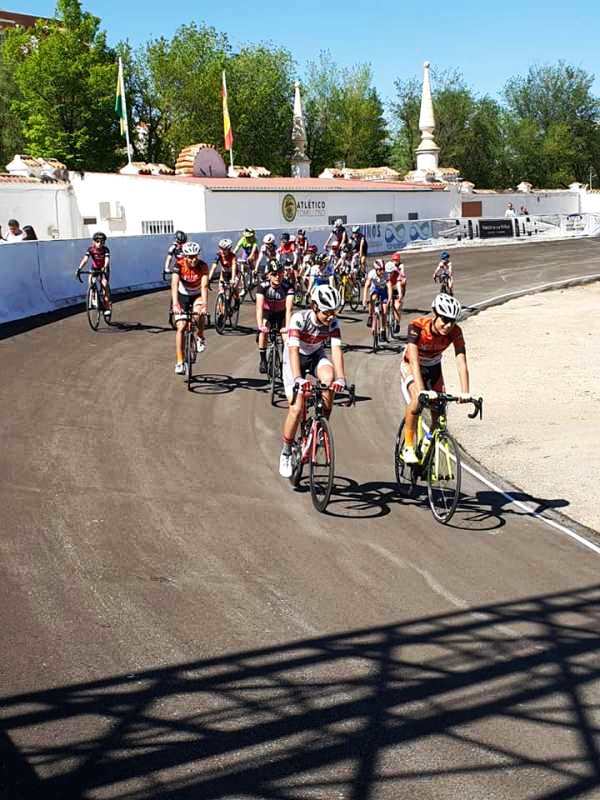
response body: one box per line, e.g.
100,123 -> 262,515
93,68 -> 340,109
1,238 -> 600,800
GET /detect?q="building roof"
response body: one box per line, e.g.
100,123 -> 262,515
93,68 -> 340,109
139,175 -> 447,192
0,173 -> 42,184
0,9 -> 53,29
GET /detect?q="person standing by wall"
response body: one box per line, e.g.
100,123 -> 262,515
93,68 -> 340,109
0,219 -> 26,242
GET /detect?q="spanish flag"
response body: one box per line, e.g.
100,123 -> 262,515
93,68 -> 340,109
222,71 -> 233,151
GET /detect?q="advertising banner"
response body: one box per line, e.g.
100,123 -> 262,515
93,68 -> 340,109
479,219 -> 514,239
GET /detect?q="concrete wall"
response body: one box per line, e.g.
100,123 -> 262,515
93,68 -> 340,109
457,190 -> 579,218
580,191 -> 600,214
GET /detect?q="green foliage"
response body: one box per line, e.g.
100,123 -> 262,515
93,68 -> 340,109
0,32 -> 25,166
2,0 -> 120,170
303,52 -> 389,176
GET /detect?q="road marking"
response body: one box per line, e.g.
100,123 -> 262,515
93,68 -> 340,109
466,273 -> 600,310
461,461 -> 600,555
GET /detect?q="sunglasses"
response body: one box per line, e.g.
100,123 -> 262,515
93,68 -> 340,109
439,315 -> 456,325
320,309 -> 337,318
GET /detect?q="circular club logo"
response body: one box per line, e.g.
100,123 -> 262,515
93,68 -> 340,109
282,194 -> 297,222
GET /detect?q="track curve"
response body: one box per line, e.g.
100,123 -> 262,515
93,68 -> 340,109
1,238 -> 600,800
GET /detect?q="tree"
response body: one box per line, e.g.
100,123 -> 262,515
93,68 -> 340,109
504,62 -> 600,186
0,32 -> 25,167
3,0 -> 120,171
303,52 -> 389,176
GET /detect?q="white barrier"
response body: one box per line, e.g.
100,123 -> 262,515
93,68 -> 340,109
1,214 -> 598,325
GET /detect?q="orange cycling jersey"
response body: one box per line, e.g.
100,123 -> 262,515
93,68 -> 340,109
404,315 -> 465,367
173,257 -> 208,295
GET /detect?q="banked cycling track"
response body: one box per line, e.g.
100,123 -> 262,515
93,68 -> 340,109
1,238 -> 600,800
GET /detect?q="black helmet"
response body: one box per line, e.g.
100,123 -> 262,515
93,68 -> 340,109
280,232 -> 290,242
296,228 -> 306,236
175,230 -> 187,244
93,231 -> 106,243
266,260 -> 283,274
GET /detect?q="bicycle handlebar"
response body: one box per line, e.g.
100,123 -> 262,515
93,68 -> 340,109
418,391 -> 483,420
291,381 -> 356,407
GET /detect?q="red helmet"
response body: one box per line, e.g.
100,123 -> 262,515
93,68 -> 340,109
308,244 -> 318,253
391,251 -> 402,263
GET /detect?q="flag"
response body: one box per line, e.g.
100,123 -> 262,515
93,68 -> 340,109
221,71 -> 233,151
115,58 -> 127,137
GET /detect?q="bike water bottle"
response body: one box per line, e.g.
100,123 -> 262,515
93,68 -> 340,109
420,431 -> 433,459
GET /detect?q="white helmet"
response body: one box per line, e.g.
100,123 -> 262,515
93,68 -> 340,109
311,284 -> 341,312
373,258 -> 385,270
334,218 -> 343,228
432,293 -> 462,320
218,238 -> 232,250
263,233 -> 275,245
182,241 -> 200,257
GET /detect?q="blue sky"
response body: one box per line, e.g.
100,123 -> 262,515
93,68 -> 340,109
11,0 -> 600,103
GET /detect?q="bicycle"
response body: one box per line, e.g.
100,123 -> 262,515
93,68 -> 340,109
77,268 -> 112,331
394,392 -> 483,524
339,270 -> 361,312
289,380 -> 356,512
178,305 -> 206,391
239,254 -> 258,302
370,296 -> 384,352
435,274 -> 453,296
214,280 -> 240,334
265,326 -> 284,406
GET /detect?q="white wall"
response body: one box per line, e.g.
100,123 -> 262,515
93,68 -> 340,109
458,190 -> 580,218
0,182 -> 75,240
580,191 -> 600,214
68,172 -> 208,238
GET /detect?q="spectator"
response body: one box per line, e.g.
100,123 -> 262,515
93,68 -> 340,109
504,203 -> 516,219
519,205 -> 529,216
0,219 -> 26,242
22,225 -> 38,241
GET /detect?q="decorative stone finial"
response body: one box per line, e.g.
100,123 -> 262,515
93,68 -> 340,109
415,60 -> 440,176
291,81 -> 311,178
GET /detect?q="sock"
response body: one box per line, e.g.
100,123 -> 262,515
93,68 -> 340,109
282,436 -> 293,455
405,428 -> 415,448
259,348 -> 267,361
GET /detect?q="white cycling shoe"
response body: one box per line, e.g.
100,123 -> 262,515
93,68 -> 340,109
401,445 -> 419,465
279,450 -> 293,478
175,362 -> 185,375
197,337 -> 206,353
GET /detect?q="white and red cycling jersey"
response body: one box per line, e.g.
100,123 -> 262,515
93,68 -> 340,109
385,262 -> 406,287
287,309 -> 342,356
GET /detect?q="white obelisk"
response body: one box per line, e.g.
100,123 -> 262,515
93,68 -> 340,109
415,61 -> 440,178
291,81 -> 311,178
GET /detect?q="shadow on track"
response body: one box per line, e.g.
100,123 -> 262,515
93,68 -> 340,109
2,584 -> 600,799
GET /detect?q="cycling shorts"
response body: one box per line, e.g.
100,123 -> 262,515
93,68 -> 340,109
263,310 -> 286,331
400,360 -> 444,404
282,347 -> 333,400
175,291 -> 204,322
370,287 -> 388,302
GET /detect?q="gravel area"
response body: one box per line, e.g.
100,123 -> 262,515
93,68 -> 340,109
443,282 -> 600,532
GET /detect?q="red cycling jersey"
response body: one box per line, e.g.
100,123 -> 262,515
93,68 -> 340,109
173,256 -> 208,295
404,316 -> 465,367
86,244 -> 110,271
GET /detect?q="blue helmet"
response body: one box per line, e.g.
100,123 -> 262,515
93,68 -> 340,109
440,251 -> 450,261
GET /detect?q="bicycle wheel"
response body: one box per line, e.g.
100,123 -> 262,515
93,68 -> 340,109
289,435 -> 304,487
229,294 -> 240,329
270,344 -> 280,406
214,294 -> 226,334
393,420 -> 419,496
350,284 -> 360,312
309,418 -> 335,512
244,269 -> 256,302
185,330 -> 196,389
86,283 -> 101,331
372,311 -> 380,353
427,432 -> 461,523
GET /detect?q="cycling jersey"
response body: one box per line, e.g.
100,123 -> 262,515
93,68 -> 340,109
173,257 -> 209,295
332,227 -> 347,245
256,280 -> 294,314
367,269 -> 387,292
287,309 -> 342,356
214,250 -> 236,278
309,264 -> 333,286
235,235 -> 257,255
404,315 -> 465,367
86,244 -> 110,271
349,233 -> 367,255
257,244 -> 277,270
385,263 -> 405,287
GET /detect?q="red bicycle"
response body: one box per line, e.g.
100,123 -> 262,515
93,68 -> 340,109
289,381 -> 356,512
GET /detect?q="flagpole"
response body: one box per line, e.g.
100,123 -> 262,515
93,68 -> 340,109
118,57 -> 132,164
222,70 -> 234,174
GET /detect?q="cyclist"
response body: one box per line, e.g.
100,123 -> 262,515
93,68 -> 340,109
385,251 -> 406,335
433,251 -> 454,295
171,242 -> 209,374
209,238 -> 240,307
163,230 -> 187,280
257,233 -> 277,275
295,228 -> 308,265
349,225 -> 368,272
364,259 -> 389,342
279,284 -> 347,477
234,227 -> 258,264
277,232 -> 296,264
307,253 -> 335,294
77,231 -> 112,319
325,218 -> 348,251
256,260 -> 295,374
400,294 -> 472,464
